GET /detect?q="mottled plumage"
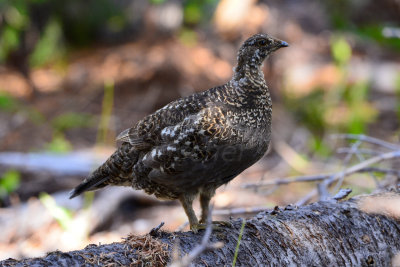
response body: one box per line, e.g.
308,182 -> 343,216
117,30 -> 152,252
70,34 -> 288,231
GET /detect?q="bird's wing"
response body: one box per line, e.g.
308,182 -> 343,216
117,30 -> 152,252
116,91 -> 210,150
140,105 -> 243,187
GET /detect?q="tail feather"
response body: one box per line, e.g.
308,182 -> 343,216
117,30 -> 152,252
69,143 -> 137,198
69,175 -> 109,199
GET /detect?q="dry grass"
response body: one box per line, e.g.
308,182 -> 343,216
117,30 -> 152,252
123,233 -> 170,267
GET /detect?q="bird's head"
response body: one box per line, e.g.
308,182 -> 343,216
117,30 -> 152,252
237,33 -> 288,67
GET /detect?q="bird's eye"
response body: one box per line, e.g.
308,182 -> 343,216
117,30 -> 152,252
258,39 -> 268,46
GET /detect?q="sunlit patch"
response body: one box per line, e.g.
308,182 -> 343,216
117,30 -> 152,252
357,192 -> 400,220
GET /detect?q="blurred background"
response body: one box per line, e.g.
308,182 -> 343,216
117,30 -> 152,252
0,0 -> 399,260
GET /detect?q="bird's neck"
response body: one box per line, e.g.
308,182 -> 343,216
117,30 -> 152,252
231,58 -> 266,89
222,59 -> 270,111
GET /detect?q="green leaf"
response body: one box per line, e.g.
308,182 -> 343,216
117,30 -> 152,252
357,25 -> 400,51
150,0 -> 166,4
0,170 -> 21,195
0,92 -> 17,111
107,15 -> 126,32
179,28 -> 198,46
309,137 -> 332,158
346,80 -> 369,103
331,37 -> 352,65
395,73 -> 400,95
1,25 -> 20,50
29,18 -> 64,67
46,134 -> 72,153
52,112 -> 94,132
39,192 -> 73,230
184,2 -> 202,25
4,5 -> 29,29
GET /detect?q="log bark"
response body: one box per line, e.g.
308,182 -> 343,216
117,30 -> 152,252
1,192 -> 400,266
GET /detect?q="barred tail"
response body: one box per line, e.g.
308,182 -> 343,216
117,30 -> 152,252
69,143 -> 137,199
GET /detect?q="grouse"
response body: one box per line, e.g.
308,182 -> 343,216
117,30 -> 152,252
70,34 -> 288,231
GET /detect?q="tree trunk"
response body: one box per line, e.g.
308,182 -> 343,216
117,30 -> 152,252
1,192 -> 400,266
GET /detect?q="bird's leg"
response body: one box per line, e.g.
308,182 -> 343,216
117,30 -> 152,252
199,189 -> 232,229
179,194 -> 199,232
199,189 -> 214,223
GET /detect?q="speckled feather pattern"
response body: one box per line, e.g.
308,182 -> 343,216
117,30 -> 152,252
70,33 -> 288,229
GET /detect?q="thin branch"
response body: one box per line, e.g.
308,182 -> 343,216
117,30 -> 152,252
332,188 -> 352,201
326,150 -> 400,183
242,174 -> 331,188
149,222 -> 165,237
318,182 -> 330,201
243,135 -> 400,207
330,140 -> 362,197
257,184 -> 280,196
355,167 -> 400,177
337,147 -> 383,156
242,167 -> 400,189
296,150 -> 400,206
332,134 -> 400,151
335,140 -> 385,191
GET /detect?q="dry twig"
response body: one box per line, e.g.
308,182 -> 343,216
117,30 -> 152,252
244,134 -> 400,206
332,188 -> 352,201
337,147 -> 383,156
243,167 -> 400,189
150,222 -> 165,237
332,134 -> 400,150
296,149 -> 400,205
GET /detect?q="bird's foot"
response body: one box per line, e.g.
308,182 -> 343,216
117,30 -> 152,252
190,221 -> 232,233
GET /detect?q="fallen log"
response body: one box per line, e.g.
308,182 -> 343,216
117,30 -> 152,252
1,192 -> 400,266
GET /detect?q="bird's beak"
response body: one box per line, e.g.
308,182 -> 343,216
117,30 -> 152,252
270,39 -> 289,52
279,40 -> 289,47
271,38 -> 289,52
